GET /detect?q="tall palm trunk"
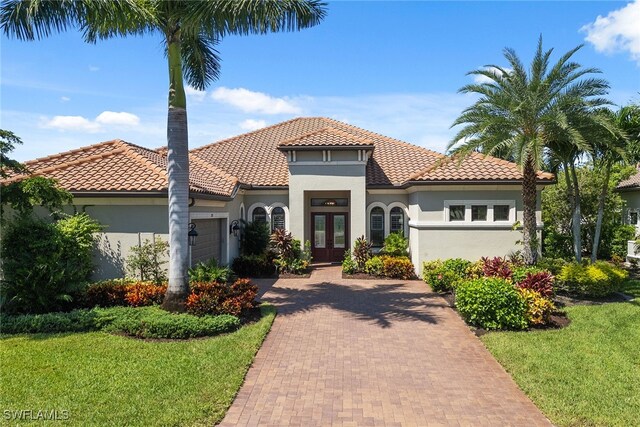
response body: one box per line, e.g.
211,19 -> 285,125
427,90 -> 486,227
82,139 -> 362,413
162,30 -> 190,312
591,160 -> 611,262
569,162 -> 582,262
522,154 -> 539,265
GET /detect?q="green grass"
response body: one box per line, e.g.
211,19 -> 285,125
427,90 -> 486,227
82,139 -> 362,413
481,282 -> 640,427
0,305 -> 276,427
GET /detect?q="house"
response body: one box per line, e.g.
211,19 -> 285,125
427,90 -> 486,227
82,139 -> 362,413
617,166 -> 640,261
4,117 -> 554,278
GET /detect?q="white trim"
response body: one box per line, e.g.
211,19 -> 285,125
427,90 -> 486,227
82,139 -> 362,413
387,202 -> 409,236
291,161 -> 367,166
247,202 -> 268,222
444,200 -> 516,223
366,202 -> 388,244
409,220 -> 543,230
269,202 -> 290,231
243,190 -> 288,195
239,203 -> 246,222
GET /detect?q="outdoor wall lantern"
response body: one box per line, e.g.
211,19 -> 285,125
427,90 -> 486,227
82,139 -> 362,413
188,222 -> 198,246
323,199 -> 337,206
229,220 -> 240,237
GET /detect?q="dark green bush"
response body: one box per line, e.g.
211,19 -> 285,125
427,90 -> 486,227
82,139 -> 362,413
536,258 -> 568,276
188,258 -> 235,283
557,261 -> 628,297
381,232 -> 408,257
101,306 -> 240,339
240,220 -> 270,256
1,213 -> 102,314
455,277 -> 528,330
232,254 -> 275,277
422,258 -> 471,292
1,306 -> 241,339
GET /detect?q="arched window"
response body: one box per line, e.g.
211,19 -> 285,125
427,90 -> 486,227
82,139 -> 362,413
271,207 -> 285,231
240,205 -> 245,222
370,206 -> 385,247
390,207 -> 404,235
252,207 -> 267,224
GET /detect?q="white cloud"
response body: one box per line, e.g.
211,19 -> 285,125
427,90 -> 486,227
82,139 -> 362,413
42,115 -> 102,133
239,119 -> 267,131
185,85 -> 207,101
88,65 -> 100,72
95,111 -> 140,126
211,87 -> 301,114
581,0 -> 640,65
473,66 -> 512,84
60,96 -> 70,102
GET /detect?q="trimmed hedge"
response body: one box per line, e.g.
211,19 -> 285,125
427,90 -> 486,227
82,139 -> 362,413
84,280 -> 166,308
1,306 -> 240,339
422,258 -> 471,292
455,277 -> 528,330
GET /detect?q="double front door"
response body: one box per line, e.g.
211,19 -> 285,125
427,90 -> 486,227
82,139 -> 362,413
311,213 -> 348,263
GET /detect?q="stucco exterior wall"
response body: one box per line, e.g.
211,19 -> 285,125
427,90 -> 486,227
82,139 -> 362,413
288,163 -> 367,249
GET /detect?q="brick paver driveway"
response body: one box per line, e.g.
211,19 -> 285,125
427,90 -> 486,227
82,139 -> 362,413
220,265 -> 551,427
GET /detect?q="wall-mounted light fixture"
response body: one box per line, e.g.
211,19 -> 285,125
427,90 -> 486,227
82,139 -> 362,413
229,220 -> 240,237
188,222 -> 198,246
323,199 -> 337,206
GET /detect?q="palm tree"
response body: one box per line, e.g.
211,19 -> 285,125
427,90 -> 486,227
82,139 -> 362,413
1,0 -> 326,311
449,37 -> 610,265
591,105 -> 638,262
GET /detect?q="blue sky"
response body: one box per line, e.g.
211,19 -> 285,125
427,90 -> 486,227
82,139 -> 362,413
2,1 -> 639,161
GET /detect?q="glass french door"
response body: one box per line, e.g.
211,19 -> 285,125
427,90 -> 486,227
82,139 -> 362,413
311,213 -> 348,262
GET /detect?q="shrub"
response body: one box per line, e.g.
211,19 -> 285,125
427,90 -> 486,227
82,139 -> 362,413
124,283 -> 167,307
517,271 -> 555,297
186,278 -> 258,316
0,213 -> 102,314
353,236 -> 372,271
126,237 -> 169,284
536,258 -> 568,275
270,228 -> 294,260
557,261 -> 628,298
455,277 -> 528,330
240,220 -> 270,256
272,233 -> 312,274
364,256 -> 384,276
465,260 -> 484,279
381,256 -> 415,279
422,259 -> 470,292
511,266 -> 546,284
381,232 -> 408,257
101,306 -> 240,339
342,250 -> 357,274
232,254 -> 275,277
84,280 -> 166,308
188,258 -> 235,283
1,309 -> 101,334
518,288 -> 555,326
481,256 -> 513,279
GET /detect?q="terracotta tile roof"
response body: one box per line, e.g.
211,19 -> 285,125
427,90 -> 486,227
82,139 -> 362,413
618,166 -> 640,189
2,140 -> 237,197
278,127 -> 375,148
192,117 -> 552,187
409,152 -> 555,183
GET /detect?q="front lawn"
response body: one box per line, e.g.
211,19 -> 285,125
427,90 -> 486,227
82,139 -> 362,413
481,282 -> 640,427
0,305 -> 275,426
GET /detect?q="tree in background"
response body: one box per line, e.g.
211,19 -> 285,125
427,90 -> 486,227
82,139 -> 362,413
1,0 -> 327,311
449,37 -> 610,265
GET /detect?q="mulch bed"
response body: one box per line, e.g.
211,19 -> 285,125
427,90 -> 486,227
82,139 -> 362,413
277,272 -> 311,279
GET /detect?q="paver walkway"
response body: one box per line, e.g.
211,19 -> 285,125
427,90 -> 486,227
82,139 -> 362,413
220,265 -> 552,426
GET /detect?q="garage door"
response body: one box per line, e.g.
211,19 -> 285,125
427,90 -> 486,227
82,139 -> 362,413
191,219 -> 222,265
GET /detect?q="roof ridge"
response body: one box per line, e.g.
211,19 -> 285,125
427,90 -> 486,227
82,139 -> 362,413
320,117 -> 447,158
189,154 -> 239,186
190,117 -> 306,153
3,143 -> 128,184
118,142 -> 169,183
22,139 -> 122,167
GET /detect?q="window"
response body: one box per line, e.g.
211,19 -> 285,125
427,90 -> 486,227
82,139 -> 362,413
494,205 -> 510,221
471,205 -> 487,221
390,207 -> 404,234
449,205 -> 465,221
370,207 -> 385,246
271,207 -> 285,231
252,207 -> 267,224
631,210 -> 639,226
311,198 -> 348,206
